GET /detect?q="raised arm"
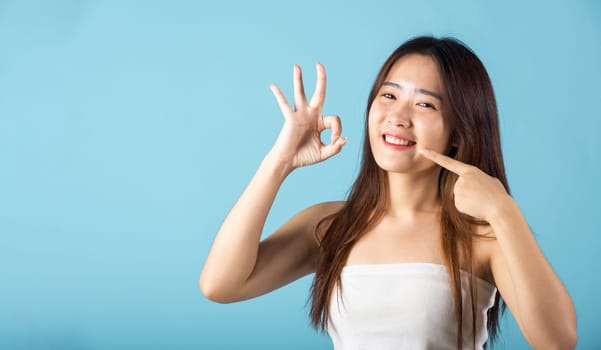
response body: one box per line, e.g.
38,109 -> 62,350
200,62 -> 347,303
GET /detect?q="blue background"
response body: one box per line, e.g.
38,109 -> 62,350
1,0 -> 599,349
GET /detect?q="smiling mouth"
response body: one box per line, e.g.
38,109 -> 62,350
383,135 -> 416,147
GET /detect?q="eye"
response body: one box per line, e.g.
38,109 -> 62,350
417,102 -> 437,110
382,93 -> 396,100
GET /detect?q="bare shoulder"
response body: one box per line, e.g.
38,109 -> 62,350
305,200 -> 346,213
294,200 -> 346,244
262,200 -> 346,255
287,200 -> 345,225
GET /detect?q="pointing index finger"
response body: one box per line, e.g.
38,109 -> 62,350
418,149 -> 468,175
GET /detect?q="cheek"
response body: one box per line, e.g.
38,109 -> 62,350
413,118 -> 450,147
367,118 -> 378,147
414,117 -> 445,135
368,100 -> 387,119
367,108 -> 380,138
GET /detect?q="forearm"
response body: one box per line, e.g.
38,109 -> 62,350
200,152 -> 292,298
490,199 -> 577,348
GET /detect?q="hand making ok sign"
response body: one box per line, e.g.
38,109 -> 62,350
268,62 -> 347,171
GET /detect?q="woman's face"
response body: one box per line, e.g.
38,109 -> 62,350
368,53 -> 451,174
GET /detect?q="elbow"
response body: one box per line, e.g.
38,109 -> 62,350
201,288 -> 231,304
547,337 -> 577,350
554,321 -> 578,350
537,326 -> 578,350
199,274 -> 236,304
558,326 -> 578,350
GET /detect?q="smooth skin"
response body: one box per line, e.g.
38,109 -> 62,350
200,57 -> 577,349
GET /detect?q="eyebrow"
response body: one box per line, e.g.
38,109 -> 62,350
382,81 -> 442,101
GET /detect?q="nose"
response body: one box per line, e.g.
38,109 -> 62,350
387,102 -> 412,128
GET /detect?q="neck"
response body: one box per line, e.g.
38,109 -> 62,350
384,168 -> 442,219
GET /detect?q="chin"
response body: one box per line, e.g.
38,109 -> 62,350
374,158 -> 415,173
374,156 -> 439,176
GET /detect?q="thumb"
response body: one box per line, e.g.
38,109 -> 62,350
321,136 -> 347,160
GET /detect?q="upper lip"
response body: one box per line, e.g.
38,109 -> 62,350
382,133 -> 416,143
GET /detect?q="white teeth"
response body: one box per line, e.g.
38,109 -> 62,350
384,135 -> 414,146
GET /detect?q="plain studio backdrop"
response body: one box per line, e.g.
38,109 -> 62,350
1,0 -> 599,349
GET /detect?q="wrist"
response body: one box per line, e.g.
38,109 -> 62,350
263,151 -> 295,179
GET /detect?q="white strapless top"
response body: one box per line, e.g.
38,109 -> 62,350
327,263 -> 497,350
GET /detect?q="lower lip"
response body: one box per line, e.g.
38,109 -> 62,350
383,136 -> 416,150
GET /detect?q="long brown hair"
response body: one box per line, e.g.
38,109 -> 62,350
309,36 -> 508,349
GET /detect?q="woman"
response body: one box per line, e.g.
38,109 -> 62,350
200,36 -> 577,349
